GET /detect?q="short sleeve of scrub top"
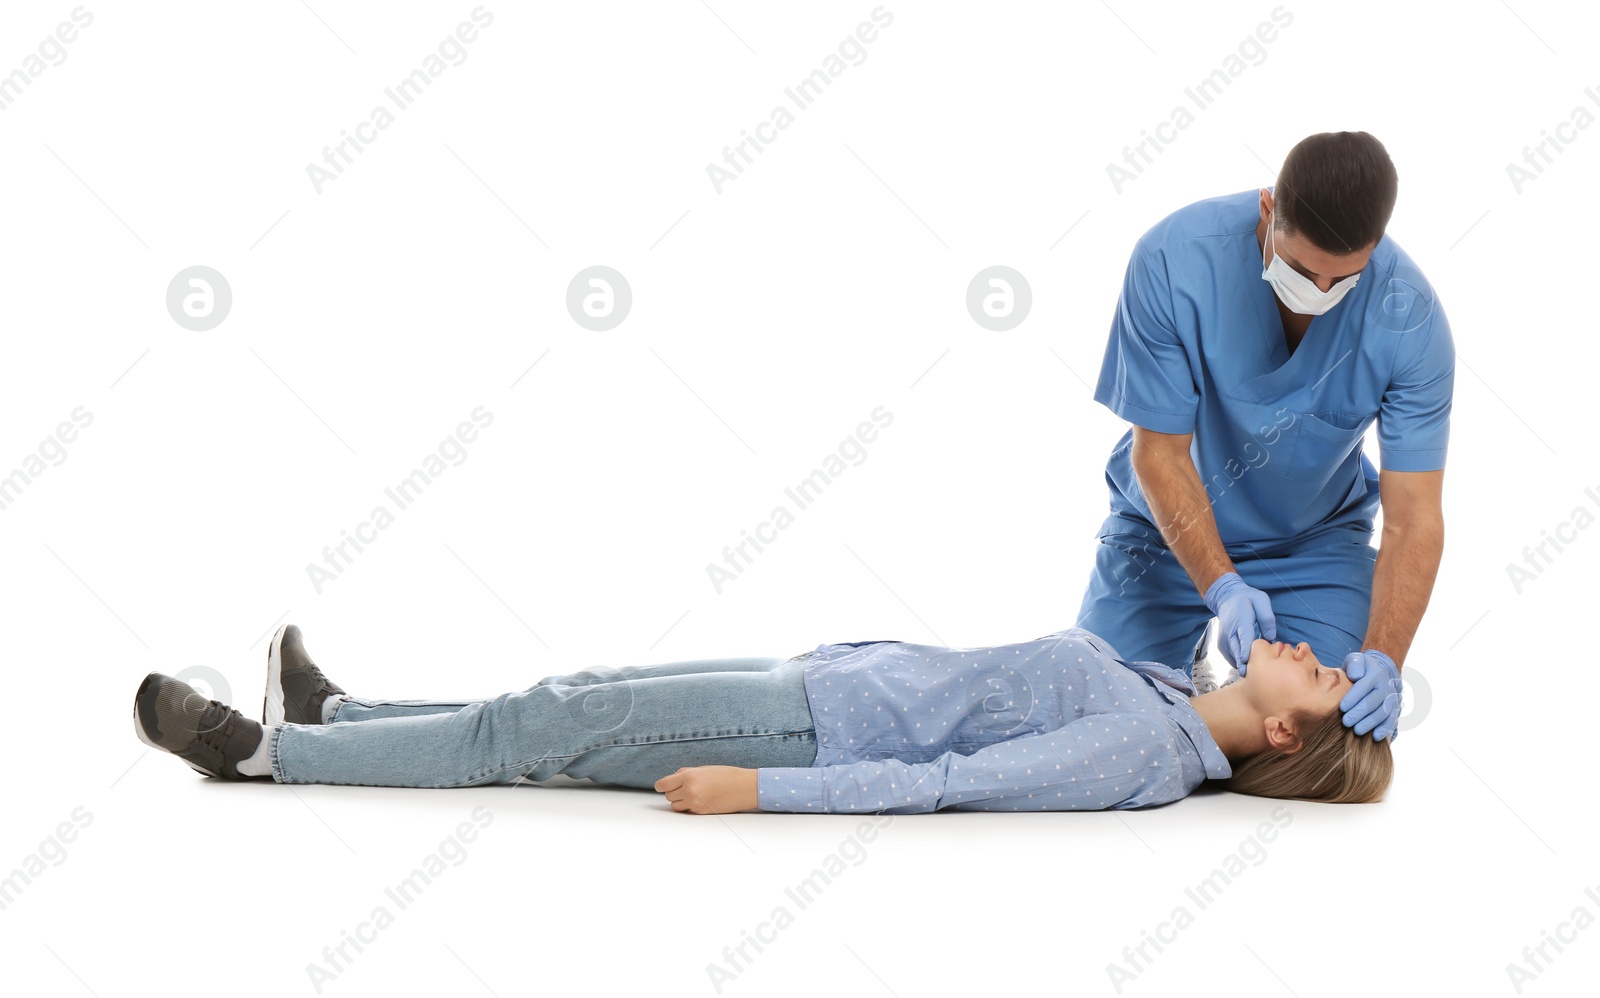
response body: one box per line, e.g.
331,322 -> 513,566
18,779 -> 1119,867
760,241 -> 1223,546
1093,239 -> 1198,436
1375,296 -> 1455,473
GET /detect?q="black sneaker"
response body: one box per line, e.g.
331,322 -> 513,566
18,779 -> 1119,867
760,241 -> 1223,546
263,624 -> 346,726
134,673 -> 263,779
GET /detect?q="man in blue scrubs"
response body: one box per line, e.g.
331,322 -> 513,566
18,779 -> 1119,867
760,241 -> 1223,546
1075,131 -> 1452,742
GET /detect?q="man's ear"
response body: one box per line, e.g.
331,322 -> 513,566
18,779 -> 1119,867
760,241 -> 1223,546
1263,715 -> 1301,754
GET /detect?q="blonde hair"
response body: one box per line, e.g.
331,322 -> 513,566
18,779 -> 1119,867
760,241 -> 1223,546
1221,708 -> 1394,803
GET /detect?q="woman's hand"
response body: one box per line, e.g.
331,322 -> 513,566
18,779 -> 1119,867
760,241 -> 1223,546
653,765 -> 758,814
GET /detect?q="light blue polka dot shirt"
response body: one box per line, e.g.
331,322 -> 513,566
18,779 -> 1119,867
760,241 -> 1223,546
757,627 -> 1232,814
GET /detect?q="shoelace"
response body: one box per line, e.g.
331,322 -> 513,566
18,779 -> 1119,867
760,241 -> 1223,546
286,665 -> 342,702
195,700 -> 242,755
309,664 -> 345,696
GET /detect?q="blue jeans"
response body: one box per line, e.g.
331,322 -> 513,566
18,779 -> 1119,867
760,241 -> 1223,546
269,654 -> 819,788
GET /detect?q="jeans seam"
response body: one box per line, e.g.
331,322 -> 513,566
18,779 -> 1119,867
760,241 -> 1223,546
481,728 -> 816,786
342,698 -> 482,710
268,722 -> 286,782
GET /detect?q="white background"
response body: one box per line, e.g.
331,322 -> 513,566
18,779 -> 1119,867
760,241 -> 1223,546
1,1 -> 1594,995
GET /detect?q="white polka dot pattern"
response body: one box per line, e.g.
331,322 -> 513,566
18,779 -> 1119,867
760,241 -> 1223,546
756,627 -> 1233,814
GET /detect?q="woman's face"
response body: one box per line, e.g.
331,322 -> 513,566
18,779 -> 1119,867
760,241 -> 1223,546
1241,637 -> 1353,720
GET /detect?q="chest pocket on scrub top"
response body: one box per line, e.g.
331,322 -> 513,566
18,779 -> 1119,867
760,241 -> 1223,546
1283,410 -> 1371,485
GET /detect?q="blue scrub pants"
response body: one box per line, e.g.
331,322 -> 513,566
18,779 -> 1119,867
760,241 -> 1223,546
1074,516 -> 1378,674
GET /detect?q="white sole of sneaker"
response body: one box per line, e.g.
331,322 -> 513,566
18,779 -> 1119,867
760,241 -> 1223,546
262,624 -> 288,727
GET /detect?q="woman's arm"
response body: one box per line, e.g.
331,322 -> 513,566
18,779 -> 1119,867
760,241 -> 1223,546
657,713 -> 1196,815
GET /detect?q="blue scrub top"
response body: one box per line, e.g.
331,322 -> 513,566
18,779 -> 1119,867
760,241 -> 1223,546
1092,188 -> 1455,552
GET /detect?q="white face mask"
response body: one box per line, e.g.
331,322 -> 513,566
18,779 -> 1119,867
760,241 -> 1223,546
1261,218 -> 1360,315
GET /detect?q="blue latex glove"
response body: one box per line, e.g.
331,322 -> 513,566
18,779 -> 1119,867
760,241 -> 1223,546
1202,572 -> 1277,673
1340,649 -> 1402,741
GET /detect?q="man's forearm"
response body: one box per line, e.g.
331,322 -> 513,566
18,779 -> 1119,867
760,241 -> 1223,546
1362,517 -> 1445,668
1132,444 -> 1235,597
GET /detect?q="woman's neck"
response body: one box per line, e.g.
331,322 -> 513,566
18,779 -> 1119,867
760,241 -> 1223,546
1189,683 -> 1270,763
